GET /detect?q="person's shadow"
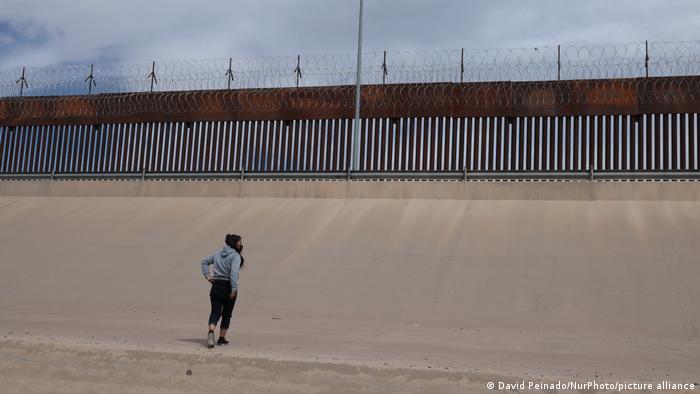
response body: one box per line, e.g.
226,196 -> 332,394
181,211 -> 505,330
178,338 -> 209,348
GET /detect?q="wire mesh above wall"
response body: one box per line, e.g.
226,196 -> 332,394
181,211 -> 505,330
1,40 -> 700,97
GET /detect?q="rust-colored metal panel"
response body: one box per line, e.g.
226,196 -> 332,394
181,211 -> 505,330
2,77 -> 699,127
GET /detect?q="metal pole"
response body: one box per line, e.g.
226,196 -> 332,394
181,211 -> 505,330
226,58 -> 234,89
294,55 -> 302,88
352,0 -> 364,171
16,67 -> 28,97
557,44 -> 561,80
382,50 -> 387,85
85,64 -> 96,95
460,48 -> 464,83
645,40 -> 649,78
148,61 -> 157,92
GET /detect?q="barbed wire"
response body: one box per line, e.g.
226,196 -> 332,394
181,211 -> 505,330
1,41 -> 699,98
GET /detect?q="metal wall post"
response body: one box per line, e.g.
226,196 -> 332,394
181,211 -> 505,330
352,0 -> 364,172
16,67 -> 28,97
85,64 -> 96,95
645,41 -> 649,78
226,58 -> 234,89
147,61 -> 158,92
294,55 -> 302,88
382,50 -> 388,85
460,48 -> 465,83
557,45 -> 561,80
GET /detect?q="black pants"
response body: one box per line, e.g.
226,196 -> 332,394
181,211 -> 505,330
208,281 -> 237,329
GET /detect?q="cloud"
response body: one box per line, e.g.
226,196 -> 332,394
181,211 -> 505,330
0,33 -> 14,46
0,0 -> 698,71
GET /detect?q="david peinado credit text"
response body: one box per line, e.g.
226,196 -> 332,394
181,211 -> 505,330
490,380 -> 697,391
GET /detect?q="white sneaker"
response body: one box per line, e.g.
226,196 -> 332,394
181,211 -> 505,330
207,330 -> 215,348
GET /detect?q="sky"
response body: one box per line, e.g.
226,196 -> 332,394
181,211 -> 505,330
0,0 -> 699,70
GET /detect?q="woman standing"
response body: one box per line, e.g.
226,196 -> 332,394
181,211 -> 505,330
201,234 -> 244,348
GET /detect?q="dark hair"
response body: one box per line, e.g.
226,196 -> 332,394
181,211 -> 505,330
225,234 -> 244,268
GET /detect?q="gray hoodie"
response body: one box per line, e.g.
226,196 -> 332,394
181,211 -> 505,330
201,245 -> 242,290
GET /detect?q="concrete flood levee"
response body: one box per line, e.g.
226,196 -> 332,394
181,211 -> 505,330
0,180 -> 698,393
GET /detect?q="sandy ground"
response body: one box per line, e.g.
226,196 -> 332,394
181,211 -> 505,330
0,182 -> 699,393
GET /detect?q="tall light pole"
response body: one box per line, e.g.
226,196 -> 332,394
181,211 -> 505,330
352,0 -> 364,172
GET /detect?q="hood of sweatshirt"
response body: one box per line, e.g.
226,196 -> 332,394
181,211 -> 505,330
220,245 -> 237,258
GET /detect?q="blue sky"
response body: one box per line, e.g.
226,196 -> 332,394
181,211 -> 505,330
0,0 -> 699,70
